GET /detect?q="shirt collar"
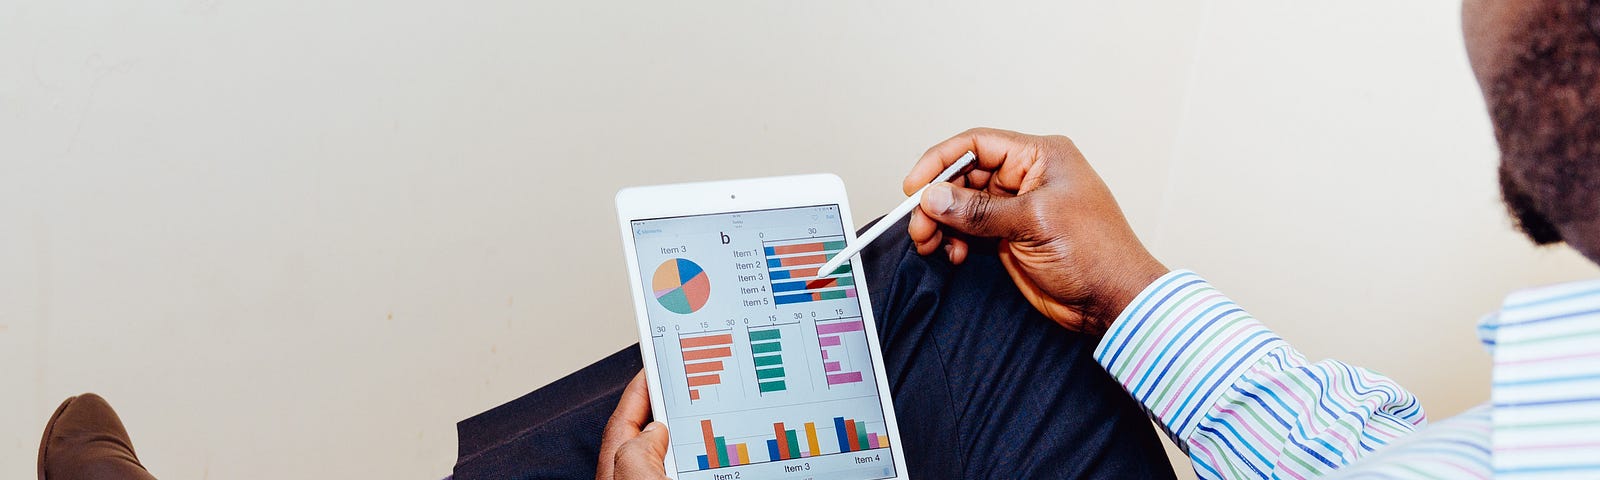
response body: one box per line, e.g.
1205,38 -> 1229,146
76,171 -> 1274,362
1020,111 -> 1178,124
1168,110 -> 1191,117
1480,277 -> 1600,351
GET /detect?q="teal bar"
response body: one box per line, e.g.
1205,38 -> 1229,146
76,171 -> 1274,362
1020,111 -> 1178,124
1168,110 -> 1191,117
855,422 -> 868,450
822,240 -> 847,250
748,328 -> 782,341
753,354 -> 783,367
715,436 -> 729,466
755,367 -> 785,379
785,430 -> 801,459
758,380 -> 786,393
751,341 -> 782,354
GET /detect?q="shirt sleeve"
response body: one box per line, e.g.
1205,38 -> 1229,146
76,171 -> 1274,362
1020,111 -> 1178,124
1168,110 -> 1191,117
1094,270 -> 1427,479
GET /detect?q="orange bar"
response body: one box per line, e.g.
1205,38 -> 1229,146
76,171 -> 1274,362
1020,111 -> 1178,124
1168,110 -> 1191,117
680,334 -> 733,349
773,422 -> 790,460
689,389 -> 700,400
777,254 -> 826,267
684,361 -> 723,374
804,422 -> 820,457
736,443 -> 750,464
772,243 -> 824,255
845,419 -> 860,453
786,267 -> 819,279
682,347 -> 732,361
702,420 -> 719,468
686,374 -> 721,387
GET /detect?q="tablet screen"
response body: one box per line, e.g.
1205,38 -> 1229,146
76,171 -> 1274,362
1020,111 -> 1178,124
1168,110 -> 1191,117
630,205 -> 898,480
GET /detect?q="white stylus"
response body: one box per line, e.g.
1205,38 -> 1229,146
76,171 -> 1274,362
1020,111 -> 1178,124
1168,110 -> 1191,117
816,151 -> 978,277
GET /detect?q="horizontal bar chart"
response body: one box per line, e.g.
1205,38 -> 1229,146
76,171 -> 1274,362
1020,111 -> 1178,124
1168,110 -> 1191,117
762,237 -> 856,305
680,332 -> 734,401
815,318 -> 867,387
748,326 -> 788,395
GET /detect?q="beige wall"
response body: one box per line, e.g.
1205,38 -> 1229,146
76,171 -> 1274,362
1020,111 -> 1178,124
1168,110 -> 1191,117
3,0 -> 1595,478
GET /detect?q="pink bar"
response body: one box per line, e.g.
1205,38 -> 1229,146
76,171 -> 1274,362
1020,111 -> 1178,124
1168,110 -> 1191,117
826,372 -> 863,385
818,335 -> 841,347
821,350 -> 829,359
824,361 -> 841,372
816,320 -> 864,335
869,434 -> 880,449
846,288 -> 857,298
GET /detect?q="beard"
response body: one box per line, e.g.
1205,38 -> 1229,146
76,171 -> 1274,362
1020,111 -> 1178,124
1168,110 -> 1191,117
1489,0 -> 1600,246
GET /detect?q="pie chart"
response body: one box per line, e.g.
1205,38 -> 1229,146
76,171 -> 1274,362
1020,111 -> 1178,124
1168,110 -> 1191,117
652,258 -> 709,314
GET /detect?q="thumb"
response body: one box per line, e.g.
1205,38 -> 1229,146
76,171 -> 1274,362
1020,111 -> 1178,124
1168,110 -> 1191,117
920,182 -> 1030,239
614,422 -> 671,478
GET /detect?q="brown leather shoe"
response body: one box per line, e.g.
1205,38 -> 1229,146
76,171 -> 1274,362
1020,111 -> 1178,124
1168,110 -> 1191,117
37,393 -> 158,480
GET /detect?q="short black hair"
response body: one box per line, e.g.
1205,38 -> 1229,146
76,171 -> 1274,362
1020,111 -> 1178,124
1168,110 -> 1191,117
1489,0 -> 1600,245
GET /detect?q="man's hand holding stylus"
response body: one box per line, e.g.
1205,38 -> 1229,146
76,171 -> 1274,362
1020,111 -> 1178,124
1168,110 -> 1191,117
905,128 -> 1169,335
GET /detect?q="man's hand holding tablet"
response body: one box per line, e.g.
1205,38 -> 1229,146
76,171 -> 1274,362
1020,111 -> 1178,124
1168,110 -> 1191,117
597,373 -> 670,480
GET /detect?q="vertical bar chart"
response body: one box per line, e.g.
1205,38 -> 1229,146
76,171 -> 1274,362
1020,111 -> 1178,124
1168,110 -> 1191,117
816,317 -> 867,386
763,237 -> 858,305
680,331 -> 734,401
766,421 -> 827,460
832,416 -> 889,453
696,420 -> 754,469
747,326 -> 787,395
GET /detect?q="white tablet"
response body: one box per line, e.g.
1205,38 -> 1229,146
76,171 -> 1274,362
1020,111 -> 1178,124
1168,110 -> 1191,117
615,174 -> 910,480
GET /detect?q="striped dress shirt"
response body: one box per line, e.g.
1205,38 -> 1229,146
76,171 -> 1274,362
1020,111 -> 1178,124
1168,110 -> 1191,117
1095,270 -> 1600,479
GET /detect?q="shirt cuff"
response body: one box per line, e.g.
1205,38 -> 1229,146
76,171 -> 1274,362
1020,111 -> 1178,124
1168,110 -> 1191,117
1093,269 -> 1287,440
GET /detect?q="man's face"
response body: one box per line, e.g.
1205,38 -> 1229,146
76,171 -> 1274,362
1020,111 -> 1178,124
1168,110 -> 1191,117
1464,0 -> 1600,263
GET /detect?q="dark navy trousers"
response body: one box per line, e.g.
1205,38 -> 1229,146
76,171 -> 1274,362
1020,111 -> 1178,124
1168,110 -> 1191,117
454,218 -> 1177,479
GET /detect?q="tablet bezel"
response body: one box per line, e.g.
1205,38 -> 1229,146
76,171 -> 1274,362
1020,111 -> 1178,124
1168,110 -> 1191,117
615,173 -> 910,479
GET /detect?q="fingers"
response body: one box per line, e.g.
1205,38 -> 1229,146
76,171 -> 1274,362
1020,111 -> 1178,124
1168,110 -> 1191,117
919,182 -> 1031,240
614,422 -> 671,479
606,372 -> 653,438
966,168 -> 993,191
911,207 -> 973,263
597,371 -> 653,480
907,209 -> 943,255
946,236 -> 969,265
903,128 -> 1035,195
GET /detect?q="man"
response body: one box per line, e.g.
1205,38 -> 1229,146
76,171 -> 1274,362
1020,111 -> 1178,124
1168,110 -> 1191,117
462,171 -> 1180,478
597,0 -> 1600,478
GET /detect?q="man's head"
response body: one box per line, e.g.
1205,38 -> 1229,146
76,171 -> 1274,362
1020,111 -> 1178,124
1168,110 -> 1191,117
1464,0 -> 1600,263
